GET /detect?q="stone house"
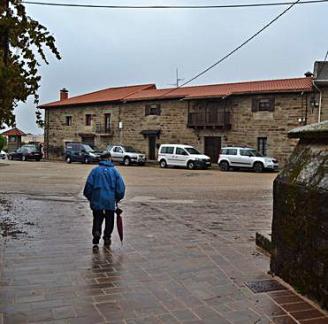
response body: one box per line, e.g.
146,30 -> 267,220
1,127 -> 26,152
39,62 -> 328,165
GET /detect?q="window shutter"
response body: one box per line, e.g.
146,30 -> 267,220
145,105 -> 151,116
252,98 -> 259,112
268,98 -> 275,112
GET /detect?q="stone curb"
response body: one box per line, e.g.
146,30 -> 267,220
256,231 -> 272,254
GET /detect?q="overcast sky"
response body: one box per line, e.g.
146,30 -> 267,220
14,0 -> 328,134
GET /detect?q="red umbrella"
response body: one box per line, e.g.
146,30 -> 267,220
116,207 -> 123,244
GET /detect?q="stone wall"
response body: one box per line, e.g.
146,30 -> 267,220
44,92 -> 319,164
271,122 -> 328,308
225,93 -> 317,165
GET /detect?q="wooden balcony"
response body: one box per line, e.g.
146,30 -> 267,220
187,110 -> 231,129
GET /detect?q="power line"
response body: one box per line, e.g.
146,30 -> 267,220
325,50 -> 328,61
22,0 -> 328,9
158,0 -> 302,98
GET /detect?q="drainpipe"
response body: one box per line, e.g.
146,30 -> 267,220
312,80 -> 322,123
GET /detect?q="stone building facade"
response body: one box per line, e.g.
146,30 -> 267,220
40,64 -> 328,165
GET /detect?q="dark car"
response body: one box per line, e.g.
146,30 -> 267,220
65,143 -> 102,164
8,145 -> 42,161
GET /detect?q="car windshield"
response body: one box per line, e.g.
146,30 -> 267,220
122,146 -> 137,153
82,145 -> 95,153
185,147 -> 201,155
246,149 -> 263,157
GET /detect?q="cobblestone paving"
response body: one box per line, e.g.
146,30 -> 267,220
0,161 -> 327,323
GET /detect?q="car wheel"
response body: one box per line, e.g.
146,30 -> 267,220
36,158 -> 41,162
22,155 -> 26,161
254,162 -> 264,173
123,157 -> 130,166
187,161 -> 195,170
219,161 -> 229,171
159,159 -> 167,168
66,156 -> 72,164
84,157 -> 89,164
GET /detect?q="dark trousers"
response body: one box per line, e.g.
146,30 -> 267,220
92,210 -> 115,241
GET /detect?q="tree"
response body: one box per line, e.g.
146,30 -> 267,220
0,0 -> 61,128
0,135 -> 6,151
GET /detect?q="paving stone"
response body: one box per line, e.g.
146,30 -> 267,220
299,318 -> 328,323
290,309 -> 327,321
272,315 -> 299,323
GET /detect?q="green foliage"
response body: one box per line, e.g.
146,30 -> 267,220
0,0 -> 61,128
0,135 -> 6,151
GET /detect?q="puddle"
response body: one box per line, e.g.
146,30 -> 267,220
131,196 -> 195,204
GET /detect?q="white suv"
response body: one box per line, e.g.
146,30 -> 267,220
218,146 -> 279,172
106,145 -> 146,166
158,144 -> 211,169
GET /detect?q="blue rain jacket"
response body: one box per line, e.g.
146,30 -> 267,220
83,160 -> 125,211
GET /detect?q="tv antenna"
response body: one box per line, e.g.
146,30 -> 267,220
169,68 -> 184,88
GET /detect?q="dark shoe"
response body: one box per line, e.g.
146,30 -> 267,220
104,238 -> 111,247
92,237 -> 100,245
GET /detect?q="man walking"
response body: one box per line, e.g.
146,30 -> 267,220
83,152 -> 125,247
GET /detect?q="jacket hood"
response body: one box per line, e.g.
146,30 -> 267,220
98,160 -> 115,167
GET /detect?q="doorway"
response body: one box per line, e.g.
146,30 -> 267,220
148,136 -> 156,160
204,137 -> 221,163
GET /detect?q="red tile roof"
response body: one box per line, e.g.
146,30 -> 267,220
125,77 -> 313,101
39,77 -> 313,108
38,84 -> 156,108
1,127 -> 26,136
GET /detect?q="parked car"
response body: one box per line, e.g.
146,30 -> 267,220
65,143 -> 102,164
218,146 -> 279,172
158,144 -> 211,169
0,150 -> 7,159
106,145 -> 146,166
8,145 -> 42,161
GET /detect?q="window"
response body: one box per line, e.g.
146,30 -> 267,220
257,137 -> 267,156
145,104 -> 161,116
114,147 -> 123,153
221,148 -> 237,155
8,136 -> 16,143
176,147 -> 188,155
85,114 -> 92,126
240,149 -> 251,157
160,146 -> 174,154
104,113 -> 111,131
252,97 -> 275,112
65,116 -> 72,126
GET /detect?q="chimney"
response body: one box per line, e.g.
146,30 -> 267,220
60,88 -> 69,101
304,71 -> 313,78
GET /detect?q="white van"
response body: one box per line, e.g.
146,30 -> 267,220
158,144 -> 211,169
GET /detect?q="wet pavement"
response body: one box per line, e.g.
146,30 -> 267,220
0,160 -> 327,323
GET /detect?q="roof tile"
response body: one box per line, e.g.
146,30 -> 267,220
39,77 -> 313,108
